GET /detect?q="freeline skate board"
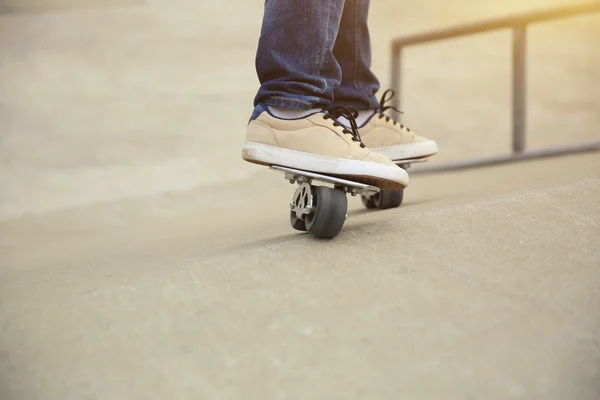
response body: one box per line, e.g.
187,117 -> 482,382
270,165 -> 378,239
270,165 -> 380,196
270,159 -> 427,239
360,157 -> 428,210
393,157 -> 428,169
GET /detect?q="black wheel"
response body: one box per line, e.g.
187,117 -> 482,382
289,211 -> 307,231
305,186 -> 348,239
373,189 -> 404,209
361,195 -> 376,209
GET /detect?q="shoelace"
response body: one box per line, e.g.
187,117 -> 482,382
375,89 -> 411,132
322,105 -> 366,148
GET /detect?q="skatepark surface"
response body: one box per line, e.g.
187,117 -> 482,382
1,1 -> 599,399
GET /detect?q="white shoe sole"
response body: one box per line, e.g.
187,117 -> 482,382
242,142 -> 409,189
371,140 -> 439,161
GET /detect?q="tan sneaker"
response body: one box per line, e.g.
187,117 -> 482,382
358,90 -> 439,161
242,104 -> 409,189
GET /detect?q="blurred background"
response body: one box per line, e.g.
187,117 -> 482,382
1,1 -> 599,399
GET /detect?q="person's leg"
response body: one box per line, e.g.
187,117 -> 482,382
332,0 -> 380,112
332,0 -> 439,161
242,0 -> 409,189
253,0 -> 344,111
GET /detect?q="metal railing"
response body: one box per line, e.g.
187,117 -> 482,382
390,2 -> 600,174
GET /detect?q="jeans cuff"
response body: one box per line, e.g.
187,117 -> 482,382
260,96 -> 325,111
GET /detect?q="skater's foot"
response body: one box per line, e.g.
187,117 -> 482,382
242,104 -> 409,190
352,89 -> 439,161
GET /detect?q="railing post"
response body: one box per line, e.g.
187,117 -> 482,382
512,25 -> 527,153
391,45 -> 402,120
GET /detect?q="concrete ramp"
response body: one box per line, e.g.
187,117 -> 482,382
1,154 -> 599,400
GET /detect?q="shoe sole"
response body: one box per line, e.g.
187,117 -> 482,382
370,140 -> 439,161
242,142 -> 409,190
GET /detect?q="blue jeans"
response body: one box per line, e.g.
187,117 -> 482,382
254,0 -> 380,111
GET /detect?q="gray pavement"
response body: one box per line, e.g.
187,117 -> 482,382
1,1 -> 599,399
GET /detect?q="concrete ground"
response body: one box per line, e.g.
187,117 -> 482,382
1,1 -> 599,399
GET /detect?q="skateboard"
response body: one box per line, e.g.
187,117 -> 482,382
270,158 -> 427,239
360,158 -> 427,210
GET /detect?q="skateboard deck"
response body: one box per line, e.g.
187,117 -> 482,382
393,157 -> 428,168
270,158 -> 428,239
270,165 -> 380,196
